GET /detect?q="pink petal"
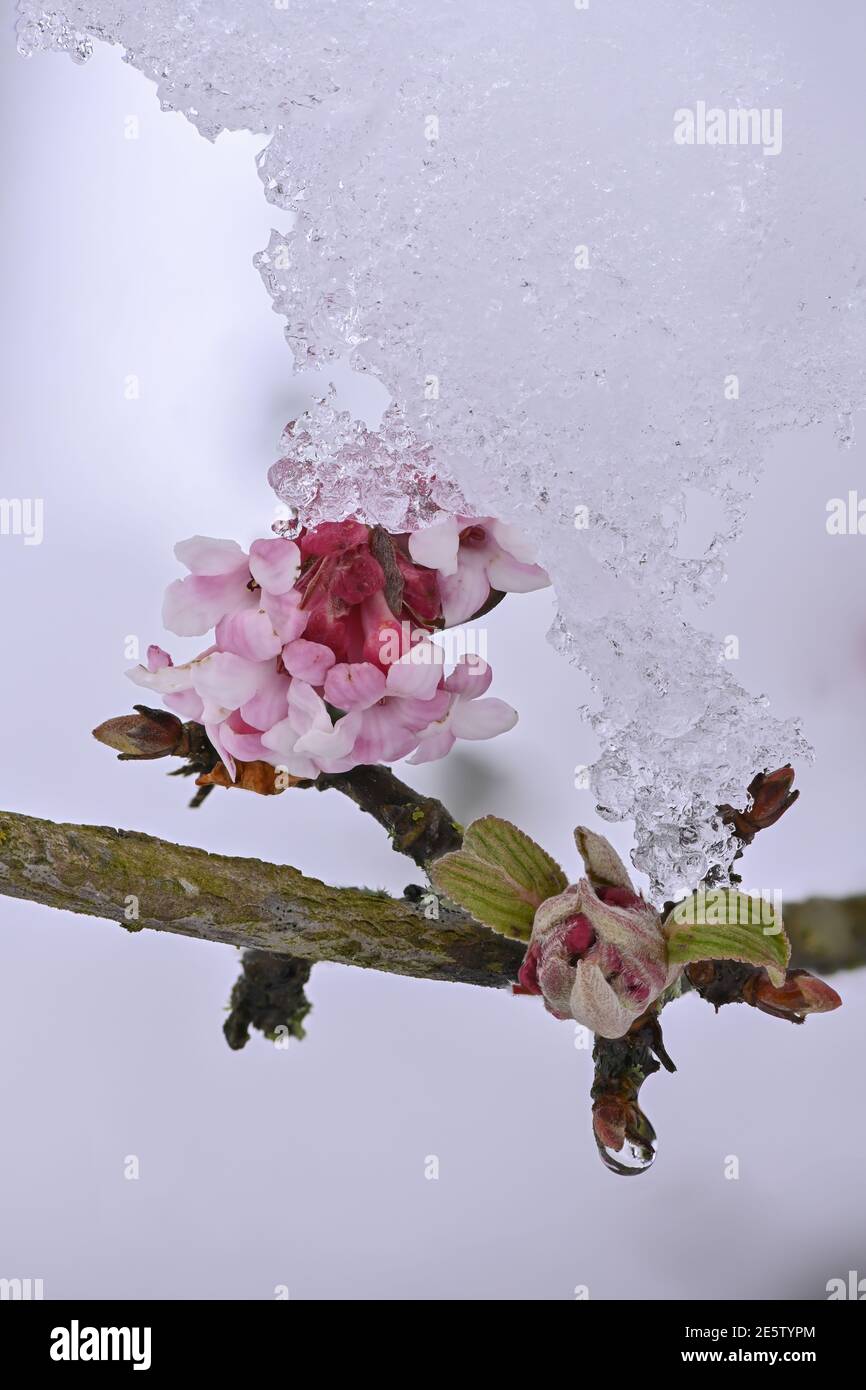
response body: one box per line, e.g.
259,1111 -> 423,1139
259,714 -> 323,779
282,638 -> 336,686
205,720 -> 237,783
407,516 -> 461,576
162,571 -> 250,637
398,688 -> 452,731
324,662 -> 387,712
287,679 -> 330,735
488,519 -> 541,566
294,709 -> 361,762
262,587 -> 309,643
249,538 -> 301,595
240,664 -> 290,730
406,729 -> 457,764
444,655 -> 492,697
261,717 -> 301,763
384,642 -> 444,701
164,689 -> 204,721
350,702 -> 423,764
146,644 -> 173,671
220,725 -> 270,763
439,551 -> 491,626
450,695 -> 518,741
191,652 -> 262,714
485,551 -> 550,594
215,606 -> 283,662
174,536 -> 248,576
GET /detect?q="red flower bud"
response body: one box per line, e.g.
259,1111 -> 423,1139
745,967 -> 842,1022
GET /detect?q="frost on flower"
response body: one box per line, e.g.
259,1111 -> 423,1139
128,522 -> 548,781
269,400 -> 467,536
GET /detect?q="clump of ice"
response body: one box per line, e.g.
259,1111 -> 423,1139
19,1 -> 863,898
268,395 -> 466,536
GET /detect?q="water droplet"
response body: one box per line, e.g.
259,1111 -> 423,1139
596,1134 -> 656,1177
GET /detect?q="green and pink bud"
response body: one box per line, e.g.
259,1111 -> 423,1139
518,828 -> 680,1038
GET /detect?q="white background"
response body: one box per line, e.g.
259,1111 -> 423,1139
1,16 -> 864,1298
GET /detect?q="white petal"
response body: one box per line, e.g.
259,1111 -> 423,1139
127,660 -> 197,695
488,519 -> 540,565
261,717 -> 300,761
407,516 -> 461,576
162,572 -> 251,637
384,641 -> 444,701
205,720 -> 237,783
485,551 -> 550,594
174,536 -> 247,576
215,606 -> 282,661
294,710 -> 361,761
287,678 -> 331,735
405,730 -> 457,764
449,695 -> 518,741
191,652 -> 262,711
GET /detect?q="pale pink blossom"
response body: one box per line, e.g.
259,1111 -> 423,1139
128,518 -> 530,782
261,680 -> 361,778
408,514 -> 549,625
129,648 -> 273,780
162,534 -> 305,643
407,655 -> 518,764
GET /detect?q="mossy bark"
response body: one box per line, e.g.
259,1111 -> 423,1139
0,810 -> 523,988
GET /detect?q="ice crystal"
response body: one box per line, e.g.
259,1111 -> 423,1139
20,1 -> 864,897
268,397 -> 466,536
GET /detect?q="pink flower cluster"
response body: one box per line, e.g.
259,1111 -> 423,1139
129,516 -> 549,781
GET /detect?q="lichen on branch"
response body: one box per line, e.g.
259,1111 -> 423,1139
0,808 -> 522,988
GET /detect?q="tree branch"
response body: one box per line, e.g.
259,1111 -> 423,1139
782,895 -> 866,974
316,765 -> 464,869
223,949 -> 313,1050
0,808 -> 523,989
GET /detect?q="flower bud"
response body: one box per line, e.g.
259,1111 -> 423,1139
520,838 -> 680,1038
92,705 -> 186,760
744,967 -> 842,1022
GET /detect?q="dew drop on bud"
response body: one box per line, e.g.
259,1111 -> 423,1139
593,1097 -> 657,1176
596,1137 -> 656,1176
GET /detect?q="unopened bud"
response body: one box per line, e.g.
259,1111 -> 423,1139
92,705 -> 187,760
744,967 -> 842,1023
